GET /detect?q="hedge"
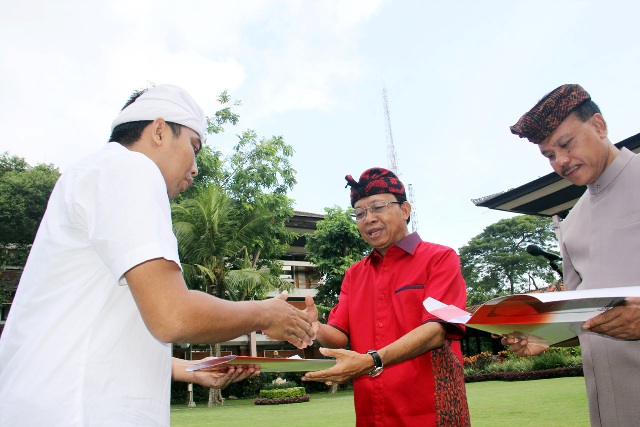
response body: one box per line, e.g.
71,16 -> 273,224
464,365 -> 584,383
254,395 -> 310,405
258,387 -> 306,399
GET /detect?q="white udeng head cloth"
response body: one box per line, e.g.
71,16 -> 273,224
111,84 -> 207,142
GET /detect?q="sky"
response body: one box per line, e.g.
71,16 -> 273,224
1,0 -> 639,252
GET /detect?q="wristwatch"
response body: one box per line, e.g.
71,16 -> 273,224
366,350 -> 384,377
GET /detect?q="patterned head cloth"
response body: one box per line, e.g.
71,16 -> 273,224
510,84 -> 591,144
345,167 -> 406,207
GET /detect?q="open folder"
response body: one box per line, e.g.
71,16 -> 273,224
186,355 -> 336,372
423,286 -> 640,346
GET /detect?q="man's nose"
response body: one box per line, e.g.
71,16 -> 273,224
555,151 -> 571,166
364,211 -> 377,223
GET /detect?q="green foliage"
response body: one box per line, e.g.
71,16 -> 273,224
172,90 -> 301,298
206,90 -> 241,135
305,206 -> 370,316
261,380 -> 298,390
0,278 -> 12,305
172,186 -> 241,296
463,347 -> 582,377
172,186 -> 290,300
459,215 -> 559,304
223,248 -> 293,301
0,152 -> 60,276
258,387 -> 306,399
530,348 -> 582,371
0,152 -> 60,248
483,357 -> 532,373
180,91 -> 298,270
222,372 -> 281,399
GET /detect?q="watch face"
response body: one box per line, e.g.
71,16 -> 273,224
370,367 -> 383,378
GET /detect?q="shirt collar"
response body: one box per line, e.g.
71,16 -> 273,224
367,231 -> 422,261
588,147 -> 633,195
395,231 -> 421,254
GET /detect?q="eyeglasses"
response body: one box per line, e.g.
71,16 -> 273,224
351,201 -> 402,222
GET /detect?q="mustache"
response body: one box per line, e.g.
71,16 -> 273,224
561,164 -> 579,176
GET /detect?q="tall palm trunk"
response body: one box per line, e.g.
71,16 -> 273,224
207,343 -> 224,407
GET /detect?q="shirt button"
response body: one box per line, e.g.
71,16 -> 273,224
383,267 -> 388,272
378,323 -> 383,328
379,294 -> 385,300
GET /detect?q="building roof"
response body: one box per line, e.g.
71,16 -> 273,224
287,211 -> 324,231
473,132 -> 640,218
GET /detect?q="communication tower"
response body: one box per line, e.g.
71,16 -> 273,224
382,88 -> 419,232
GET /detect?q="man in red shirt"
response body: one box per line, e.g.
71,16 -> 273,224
303,168 -> 470,426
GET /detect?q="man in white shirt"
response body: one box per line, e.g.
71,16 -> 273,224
0,84 -> 315,426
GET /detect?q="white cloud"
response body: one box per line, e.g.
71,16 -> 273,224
1,0 -> 639,250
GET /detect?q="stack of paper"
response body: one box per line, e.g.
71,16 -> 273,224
186,355 -> 336,372
424,286 -> 640,346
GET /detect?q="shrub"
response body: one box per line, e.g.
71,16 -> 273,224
254,386 -> 310,405
484,358 -> 532,373
463,351 -> 494,370
531,350 -> 569,371
463,346 -> 583,383
465,366 -> 583,383
254,395 -> 310,405
262,378 -> 297,390
258,387 -> 306,399
222,372 -> 279,399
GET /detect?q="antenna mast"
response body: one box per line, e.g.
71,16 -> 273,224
383,88 -> 398,175
382,87 -> 419,232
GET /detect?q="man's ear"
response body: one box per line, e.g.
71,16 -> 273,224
401,201 -> 412,221
151,118 -> 167,146
591,113 -> 608,138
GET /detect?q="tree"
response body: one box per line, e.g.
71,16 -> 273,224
181,92 -> 298,272
0,152 -> 60,304
459,215 -> 559,305
224,248 -> 293,302
172,185 -> 293,406
0,152 -> 60,249
172,186 -> 241,296
172,185 -> 292,299
305,206 -> 370,319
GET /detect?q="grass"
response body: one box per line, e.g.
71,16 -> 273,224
466,377 -> 589,426
171,376 -> 589,426
171,390 -> 356,427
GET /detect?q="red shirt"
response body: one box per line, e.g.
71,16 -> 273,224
328,233 -> 470,426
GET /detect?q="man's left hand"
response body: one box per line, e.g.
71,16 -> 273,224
583,297 -> 640,339
173,357 -> 259,389
191,364 -> 259,389
301,348 -> 372,384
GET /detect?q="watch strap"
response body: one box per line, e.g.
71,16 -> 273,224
366,350 -> 383,369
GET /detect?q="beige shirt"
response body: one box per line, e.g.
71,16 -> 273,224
560,147 -> 640,427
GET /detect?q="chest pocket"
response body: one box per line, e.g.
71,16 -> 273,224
393,284 -> 426,324
394,284 -> 424,293
394,284 -> 425,305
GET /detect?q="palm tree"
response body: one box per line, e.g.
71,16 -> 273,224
172,185 -> 293,406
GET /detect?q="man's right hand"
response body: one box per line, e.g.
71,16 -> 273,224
259,291 -> 315,349
304,295 -> 321,336
495,333 -> 549,357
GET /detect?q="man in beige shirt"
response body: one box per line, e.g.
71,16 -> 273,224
506,84 -> 640,426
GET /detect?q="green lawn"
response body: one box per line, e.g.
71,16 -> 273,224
466,377 -> 589,426
171,377 -> 589,426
